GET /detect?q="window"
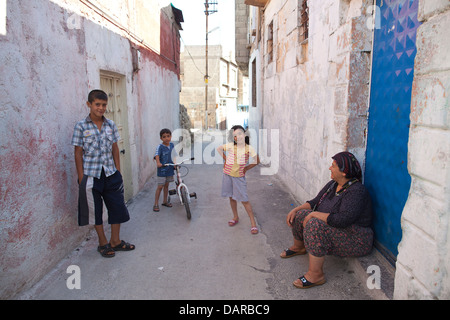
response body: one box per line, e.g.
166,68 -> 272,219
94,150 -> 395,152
220,61 -> 228,85
230,68 -> 237,89
298,0 -> 309,43
237,104 -> 249,112
251,58 -> 257,107
267,20 -> 273,63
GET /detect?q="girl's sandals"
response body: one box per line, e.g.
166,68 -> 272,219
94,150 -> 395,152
97,244 -> 115,258
161,202 -> 172,207
153,205 -> 160,212
228,220 -> 258,234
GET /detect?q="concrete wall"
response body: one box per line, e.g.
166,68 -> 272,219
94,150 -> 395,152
248,0 -> 450,300
0,0 -> 181,298
180,45 -> 220,128
235,0 -> 250,75
395,0 -> 450,300
180,45 -> 239,129
249,0 -> 372,201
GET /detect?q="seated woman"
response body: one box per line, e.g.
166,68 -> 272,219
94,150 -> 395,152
281,151 -> 373,289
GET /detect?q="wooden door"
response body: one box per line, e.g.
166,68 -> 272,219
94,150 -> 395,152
100,72 -> 133,200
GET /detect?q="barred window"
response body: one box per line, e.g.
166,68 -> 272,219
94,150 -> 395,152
299,0 -> 309,43
267,20 -> 273,63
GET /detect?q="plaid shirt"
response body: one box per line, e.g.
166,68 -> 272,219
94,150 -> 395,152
71,115 -> 120,179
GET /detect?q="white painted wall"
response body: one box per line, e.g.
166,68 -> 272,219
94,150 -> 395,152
0,0 -> 180,298
249,0 -> 450,300
395,0 -> 450,299
250,0 -> 372,201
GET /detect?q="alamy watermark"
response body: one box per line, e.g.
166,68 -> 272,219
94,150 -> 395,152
66,264 -> 382,291
366,5 -> 381,30
66,265 -> 81,290
170,123 -> 280,176
67,13 -> 82,30
366,265 -> 381,290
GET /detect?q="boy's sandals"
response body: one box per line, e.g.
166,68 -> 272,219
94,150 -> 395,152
293,275 -> 326,289
111,240 -> 135,251
97,244 -> 115,258
280,248 -> 307,258
154,203 -> 171,212
251,227 -> 259,235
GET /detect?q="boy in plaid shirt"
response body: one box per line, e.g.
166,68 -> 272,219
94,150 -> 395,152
72,89 -> 135,258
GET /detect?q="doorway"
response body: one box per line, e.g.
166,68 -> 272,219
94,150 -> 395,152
364,0 -> 421,262
100,71 -> 133,201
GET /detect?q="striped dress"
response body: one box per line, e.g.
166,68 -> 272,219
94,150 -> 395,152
222,143 -> 257,177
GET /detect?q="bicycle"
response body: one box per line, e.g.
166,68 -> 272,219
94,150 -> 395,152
164,157 -> 197,220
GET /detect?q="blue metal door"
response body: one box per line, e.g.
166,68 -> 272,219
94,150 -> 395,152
365,0 -> 421,259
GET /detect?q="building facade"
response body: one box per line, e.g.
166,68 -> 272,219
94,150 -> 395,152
0,0 -> 183,298
244,0 -> 450,299
180,44 -> 240,129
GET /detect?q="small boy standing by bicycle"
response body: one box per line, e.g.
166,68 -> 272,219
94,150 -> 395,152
153,128 -> 175,212
217,125 -> 260,234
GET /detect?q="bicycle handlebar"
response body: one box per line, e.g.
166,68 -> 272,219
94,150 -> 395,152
163,157 -> 194,167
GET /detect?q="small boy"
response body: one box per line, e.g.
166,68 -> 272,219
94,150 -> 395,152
153,128 -> 175,212
72,89 -> 135,258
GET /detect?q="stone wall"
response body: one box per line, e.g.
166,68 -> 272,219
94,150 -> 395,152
394,0 -> 450,299
250,0 -> 373,202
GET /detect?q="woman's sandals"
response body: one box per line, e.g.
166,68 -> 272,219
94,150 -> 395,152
293,275 -> 326,289
280,248 -> 307,258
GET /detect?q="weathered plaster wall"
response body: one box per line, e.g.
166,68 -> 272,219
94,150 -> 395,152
180,45 -> 223,128
0,0 -> 180,298
248,0 -> 450,300
132,48 -> 181,189
395,0 -> 450,299
0,0 -> 90,299
253,0 -> 372,202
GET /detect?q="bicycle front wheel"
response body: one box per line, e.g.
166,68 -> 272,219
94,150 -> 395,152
180,187 -> 191,220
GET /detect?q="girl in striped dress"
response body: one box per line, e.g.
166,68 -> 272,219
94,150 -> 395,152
218,125 -> 260,234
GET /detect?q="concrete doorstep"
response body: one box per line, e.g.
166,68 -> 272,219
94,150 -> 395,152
348,248 -> 396,300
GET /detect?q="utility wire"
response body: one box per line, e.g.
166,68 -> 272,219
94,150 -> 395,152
180,35 -> 205,77
180,34 -> 220,81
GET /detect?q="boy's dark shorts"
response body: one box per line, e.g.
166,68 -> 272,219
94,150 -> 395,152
78,169 -> 130,226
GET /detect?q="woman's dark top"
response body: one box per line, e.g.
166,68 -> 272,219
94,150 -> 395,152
306,180 -> 373,229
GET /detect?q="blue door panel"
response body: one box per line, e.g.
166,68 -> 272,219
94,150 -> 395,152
364,0 -> 420,258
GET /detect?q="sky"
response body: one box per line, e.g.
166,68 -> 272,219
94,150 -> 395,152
170,0 -> 235,55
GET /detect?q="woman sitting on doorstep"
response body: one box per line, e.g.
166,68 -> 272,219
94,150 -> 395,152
281,151 -> 373,289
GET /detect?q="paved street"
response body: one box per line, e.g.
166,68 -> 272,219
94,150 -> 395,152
18,142 -> 383,300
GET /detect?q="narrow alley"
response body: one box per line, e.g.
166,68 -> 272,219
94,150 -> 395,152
2,0 -> 450,302
17,136 -> 385,300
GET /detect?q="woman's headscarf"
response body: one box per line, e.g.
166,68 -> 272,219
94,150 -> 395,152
332,151 -> 362,180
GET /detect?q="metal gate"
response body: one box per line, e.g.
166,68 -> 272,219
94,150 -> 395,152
364,0 -> 421,260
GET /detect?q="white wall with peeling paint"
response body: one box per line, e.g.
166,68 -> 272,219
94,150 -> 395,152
0,0 -> 181,298
249,0 -> 372,202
